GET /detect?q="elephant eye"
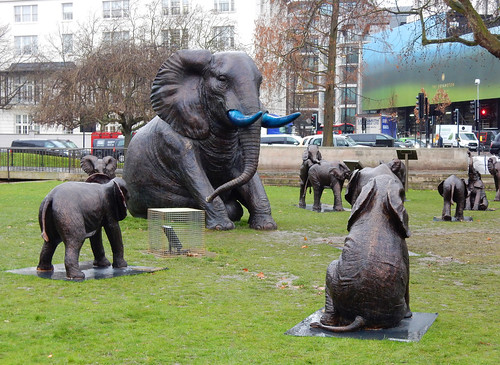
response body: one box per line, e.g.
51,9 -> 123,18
217,74 -> 228,82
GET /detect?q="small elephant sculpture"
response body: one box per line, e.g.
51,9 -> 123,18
438,175 -> 468,221
465,152 -> 488,211
81,155 -> 117,182
345,159 -> 406,206
487,156 -> 500,201
124,50 -> 299,230
298,144 -> 322,207
37,178 -> 129,279
311,174 -> 411,332
299,152 -> 351,212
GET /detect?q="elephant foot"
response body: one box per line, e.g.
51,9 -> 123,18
36,264 -> 54,272
334,206 -> 344,212
93,257 -> 111,268
312,205 -> 322,212
206,217 -> 235,231
404,308 -> 413,318
249,214 -> 277,230
298,200 -> 306,209
112,258 -> 128,268
442,214 -> 451,221
66,269 -> 85,280
320,312 -> 338,326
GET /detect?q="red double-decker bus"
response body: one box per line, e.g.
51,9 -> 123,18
332,123 -> 355,134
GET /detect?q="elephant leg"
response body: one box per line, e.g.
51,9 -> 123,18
103,221 -> 127,268
64,240 -> 85,279
321,260 -> 340,326
89,228 -> 111,267
312,186 -> 324,212
472,189 -> 481,210
37,239 -> 61,271
495,188 -> 500,202
299,180 -> 307,208
237,173 -> 277,230
331,181 -> 344,211
442,199 -> 452,221
224,198 -> 244,222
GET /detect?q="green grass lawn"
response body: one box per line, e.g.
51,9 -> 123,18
0,181 -> 498,364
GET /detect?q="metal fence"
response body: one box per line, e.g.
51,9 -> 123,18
0,147 -> 125,175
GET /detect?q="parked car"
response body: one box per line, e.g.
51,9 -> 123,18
92,138 -> 126,162
345,133 -> 395,147
56,139 -> 85,158
305,134 -> 368,147
490,133 -> 500,155
260,134 -> 302,146
476,130 -> 498,152
11,139 -> 69,157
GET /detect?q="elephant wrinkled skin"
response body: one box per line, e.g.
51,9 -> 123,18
438,175 -> 468,221
37,178 -> 129,279
311,175 -> 411,332
124,50 -> 299,230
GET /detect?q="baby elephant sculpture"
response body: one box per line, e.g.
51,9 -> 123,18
438,175 -> 468,221
487,156 -> 500,201
311,175 -> 411,332
37,178 -> 129,279
466,152 -> 488,211
299,144 -> 322,208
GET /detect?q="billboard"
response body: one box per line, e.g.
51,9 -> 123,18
363,16 -> 500,110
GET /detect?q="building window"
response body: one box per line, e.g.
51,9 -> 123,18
214,0 -> 234,12
14,36 -> 38,55
212,26 -> 234,49
15,114 -> 37,134
341,87 -> 357,105
162,29 -> 188,50
162,0 -> 189,15
341,107 -> 356,124
62,3 -> 73,20
62,34 -> 73,54
14,76 -> 39,104
14,5 -> 38,22
102,31 -> 130,43
103,0 -> 129,19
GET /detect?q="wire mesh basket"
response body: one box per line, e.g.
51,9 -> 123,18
148,208 -> 205,257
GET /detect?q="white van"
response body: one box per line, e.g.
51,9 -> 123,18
437,125 -> 479,151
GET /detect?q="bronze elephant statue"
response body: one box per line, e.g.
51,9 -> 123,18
123,50 -> 299,230
438,175 -> 468,221
37,178 -> 129,279
311,174 -> 411,332
487,156 -> 500,201
465,152 -> 488,210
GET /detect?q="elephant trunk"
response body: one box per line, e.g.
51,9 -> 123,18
206,120 -> 261,203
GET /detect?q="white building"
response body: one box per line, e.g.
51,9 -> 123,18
0,0 -> 262,145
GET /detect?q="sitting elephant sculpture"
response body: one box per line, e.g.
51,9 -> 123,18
299,153 -> 351,212
81,155 -> 117,182
345,159 -> 406,206
487,156 -> 500,201
438,175 -> 468,221
37,178 -> 129,279
311,174 -> 411,332
465,152 -> 488,210
123,50 -> 300,230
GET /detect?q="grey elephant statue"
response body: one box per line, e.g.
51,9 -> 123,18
345,158 -> 406,206
81,155 -> 117,182
311,174 -> 411,332
36,178 -> 129,279
465,152 -> 488,210
298,144 -> 322,208
123,50 -> 299,230
487,156 -> 500,201
299,153 -> 351,212
438,175 -> 468,221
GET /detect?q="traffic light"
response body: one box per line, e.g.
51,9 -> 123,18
452,109 -> 459,124
469,100 -> 476,115
311,113 -> 318,130
480,107 -> 487,117
416,93 -> 425,119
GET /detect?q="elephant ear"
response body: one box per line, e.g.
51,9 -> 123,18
487,157 -> 497,174
111,178 -> 128,221
385,183 -> 411,238
81,155 -> 98,175
461,179 -> 469,199
347,177 -> 375,231
151,49 -> 213,139
344,169 -> 360,205
437,180 -> 445,197
102,156 -> 117,178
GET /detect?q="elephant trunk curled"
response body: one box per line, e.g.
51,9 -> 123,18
206,120 -> 261,203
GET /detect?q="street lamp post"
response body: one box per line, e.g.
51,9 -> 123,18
475,78 -> 480,155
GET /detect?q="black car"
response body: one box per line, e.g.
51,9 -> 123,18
11,139 -> 69,157
490,133 -> 500,155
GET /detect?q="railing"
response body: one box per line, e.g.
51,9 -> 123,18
0,147 -> 126,179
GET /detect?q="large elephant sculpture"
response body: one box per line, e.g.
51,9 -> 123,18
37,178 -> 129,279
438,175 -> 468,221
311,174 -> 411,332
487,156 -> 500,201
465,152 -> 488,210
123,50 -> 299,230
345,159 -> 406,206
299,155 -> 351,212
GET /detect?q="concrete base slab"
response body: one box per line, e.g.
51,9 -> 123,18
6,261 -> 167,281
285,308 -> 438,342
433,216 -> 473,222
296,204 -> 351,213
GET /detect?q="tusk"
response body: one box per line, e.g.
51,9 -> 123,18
227,110 -> 263,127
262,112 -> 301,128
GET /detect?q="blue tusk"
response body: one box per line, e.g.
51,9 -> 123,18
262,112 -> 301,128
227,110 -> 263,127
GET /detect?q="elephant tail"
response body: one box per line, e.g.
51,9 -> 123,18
310,316 -> 366,333
450,183 -> 455,205
40,197 -> 52,242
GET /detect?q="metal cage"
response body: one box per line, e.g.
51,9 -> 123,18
148,208 -> 205,257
